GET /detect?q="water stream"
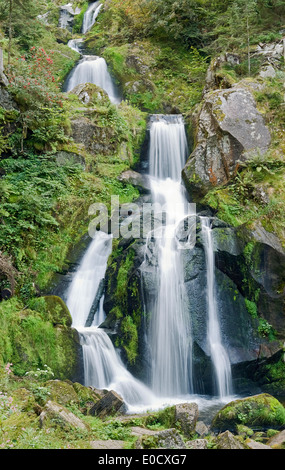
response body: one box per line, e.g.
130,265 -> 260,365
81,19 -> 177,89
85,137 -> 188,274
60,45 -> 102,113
201,217 -> 233,398
146,115 -> 193,397
82,1 -> 103,33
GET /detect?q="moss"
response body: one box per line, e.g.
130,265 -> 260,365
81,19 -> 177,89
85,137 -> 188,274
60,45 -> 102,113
212,393 -> 285,432
0,297 -> 80,380
120,315 -> 138,365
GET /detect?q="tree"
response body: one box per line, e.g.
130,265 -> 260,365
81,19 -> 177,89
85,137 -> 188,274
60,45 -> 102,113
0,0 -> 43,65
229,0 -> 258,75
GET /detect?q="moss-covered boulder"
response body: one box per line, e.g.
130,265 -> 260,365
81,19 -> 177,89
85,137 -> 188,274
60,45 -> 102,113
44,380 -> 80,407
43,295 -> 72,327
211,393 -> 285,432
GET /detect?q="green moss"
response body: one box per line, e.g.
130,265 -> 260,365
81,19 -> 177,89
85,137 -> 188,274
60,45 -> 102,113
120,315 -> 138,364
0,297 -> 80,379
212,393 -> 285,432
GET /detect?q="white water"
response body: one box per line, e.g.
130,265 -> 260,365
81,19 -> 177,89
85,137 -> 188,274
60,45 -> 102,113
82,1 -> 103,33
66,231 -> 112,328
201,218 -> 233,398
67,38 -> 83,53
146,115 -> 194,397
65,56 -> 121,104
66,231 -> 156,410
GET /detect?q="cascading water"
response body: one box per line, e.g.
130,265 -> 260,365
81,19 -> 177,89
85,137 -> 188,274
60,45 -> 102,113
65,56 -> 121,104
82,1 -> 103,34
145,115 -> 194,397
65,231 -> 156,410
67,38 -> 84,53
201,218 -> 233,398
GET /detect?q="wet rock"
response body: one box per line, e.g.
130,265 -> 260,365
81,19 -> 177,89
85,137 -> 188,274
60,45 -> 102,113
195,421 -> 210,437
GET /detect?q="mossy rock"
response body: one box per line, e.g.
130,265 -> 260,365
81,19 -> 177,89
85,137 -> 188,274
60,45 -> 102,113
211,393 -> 285,432
44,380 -> 80,407
43,295 -> 72,327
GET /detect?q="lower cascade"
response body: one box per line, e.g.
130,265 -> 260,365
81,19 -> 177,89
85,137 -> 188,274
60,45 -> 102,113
66,231 -> 156,411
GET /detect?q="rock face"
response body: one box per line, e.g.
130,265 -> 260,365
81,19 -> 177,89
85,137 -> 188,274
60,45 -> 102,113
182,86 -> 271,197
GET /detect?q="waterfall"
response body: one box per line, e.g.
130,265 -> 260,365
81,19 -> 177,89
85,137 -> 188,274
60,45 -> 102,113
145,115 -> 194,397
65,56 -> 121,104
67,38 -> 84,53
201,218 -> 232,398
65,231 -> 156,410
82,1 -> 103,34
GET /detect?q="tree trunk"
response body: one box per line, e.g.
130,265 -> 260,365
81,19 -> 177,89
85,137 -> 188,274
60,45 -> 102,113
8,0 -> 13,66
247,16 -> 251,76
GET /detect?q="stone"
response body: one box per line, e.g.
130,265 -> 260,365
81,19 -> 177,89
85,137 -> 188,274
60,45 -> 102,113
118,170 -> 151,192
39,400 -> 88,430
43,295 -> 73,327
267,429 -> 285,449
175,402 -> 199,438
246,439 -> 271,449
90,440 -> 125,449
186,439 -> 208,449
182,85 -> 271,197
44,380 -> 80,407
135,428 -> 186,449
55,151 -> 85,169
89,390 -> 125,418
216,430 -> 246,449
195,421 -> 209,437
211,394 -> 285,433
259,65 -> 276,79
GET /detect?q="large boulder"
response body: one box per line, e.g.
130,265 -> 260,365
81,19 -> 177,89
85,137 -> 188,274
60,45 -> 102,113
182,85 -> 271,198
211,393 -> 285,433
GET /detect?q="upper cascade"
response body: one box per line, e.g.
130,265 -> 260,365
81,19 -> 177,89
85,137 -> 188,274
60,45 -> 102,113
82,1 -> 103,34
